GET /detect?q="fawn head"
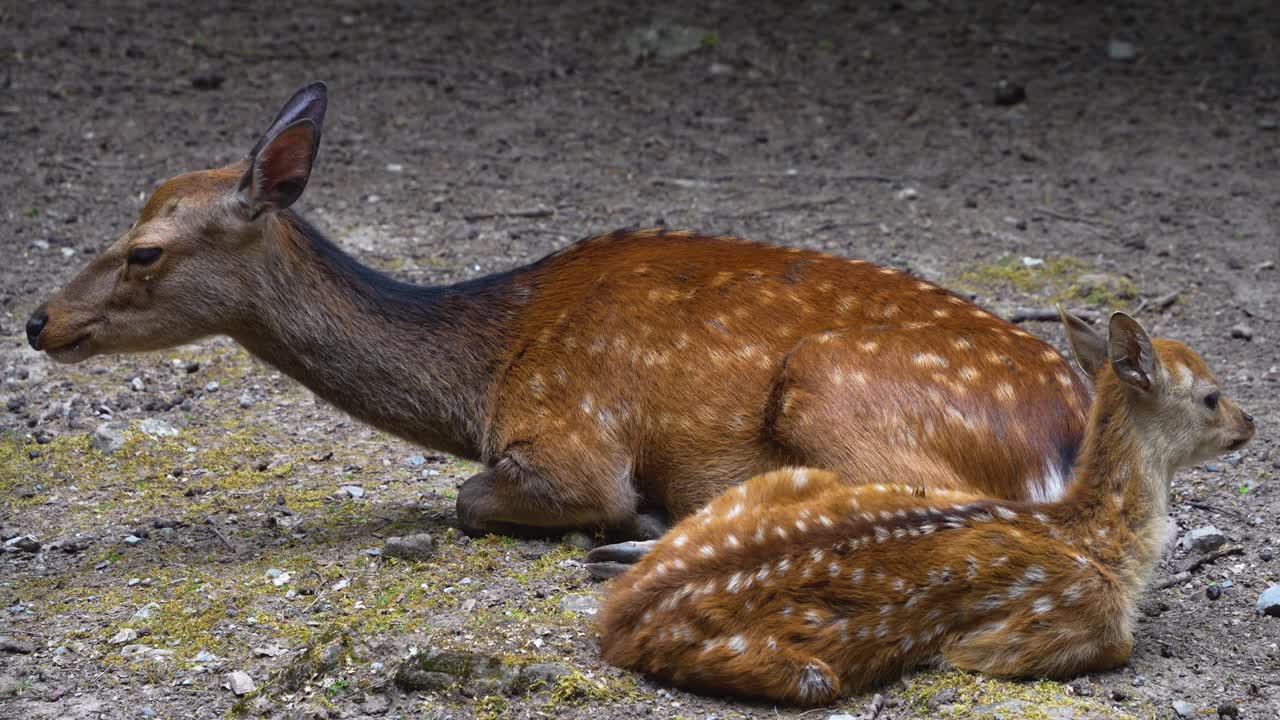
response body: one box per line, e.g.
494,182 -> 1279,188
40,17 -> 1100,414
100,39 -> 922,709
26,83 -> 329,363
1059,308 -> 1254,468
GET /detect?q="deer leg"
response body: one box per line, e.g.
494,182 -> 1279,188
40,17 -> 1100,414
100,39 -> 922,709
584,540 -> 658,579
455,451 -> 638,538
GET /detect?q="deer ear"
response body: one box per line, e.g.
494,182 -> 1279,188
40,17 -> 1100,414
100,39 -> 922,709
238,83 -> 327,218
1107,312 -> 1157,392
1058,306 -> 1107,380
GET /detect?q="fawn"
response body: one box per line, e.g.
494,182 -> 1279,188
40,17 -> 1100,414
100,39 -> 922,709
597,310 -> 1255,705
28,82 -> 1090,541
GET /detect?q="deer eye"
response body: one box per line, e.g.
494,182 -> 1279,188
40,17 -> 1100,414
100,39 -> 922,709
127,247 -> 162,266
1203,391 -> 1220,411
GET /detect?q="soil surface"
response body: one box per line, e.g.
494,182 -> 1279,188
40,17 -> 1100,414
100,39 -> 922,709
2,1 -> 1278,719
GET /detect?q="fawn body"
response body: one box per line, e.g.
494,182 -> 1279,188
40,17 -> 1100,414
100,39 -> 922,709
27,83 -> 1090,539
598,312 -> 1254,704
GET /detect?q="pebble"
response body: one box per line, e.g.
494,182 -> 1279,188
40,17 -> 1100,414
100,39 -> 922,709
558,594 -> 600,615
1206,584 -> 1222,601
91,422 -> 128,453
130,377 -> 145,392
340,485 -> 365,499
1261,549 -> 1274,562
1260,117 -> 1279,131
141,707 -> 156,718
110,628 -> 139,645
384,533 -> 436,561
1257,585 -> 1280,617
1181,526 -> 1227,553
992,79 -> 1026,106
1172,700 -> 1195,717
237,393 -> 255,409
192,650 -> 219,663
385,163 -> 404,173
228,670 -> 255,695
406,454 -> 426,467
205,381 -> 220,393
1132,675 -> 1146,687
124,535 -> 143,545
139,418 -> 178,437
0,636 -> 34,654
1218,704 -> 1239,719
1230,323 -> 1254,341
1107,39 -> 1137,61
5,535 -> 40,553
132,603 -> 161,621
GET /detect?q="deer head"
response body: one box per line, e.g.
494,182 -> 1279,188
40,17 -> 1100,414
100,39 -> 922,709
25,83 -> 328,363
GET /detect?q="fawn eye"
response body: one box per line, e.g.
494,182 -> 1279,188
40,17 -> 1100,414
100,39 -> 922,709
1203,391 -> 1220,411
127,247 -> 162,266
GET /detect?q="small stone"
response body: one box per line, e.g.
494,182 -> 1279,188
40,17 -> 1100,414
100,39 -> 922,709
1230,323 -> 1254,341
1180,526 -> 1227,553
1257,585 -> 1280,616
828,715 -> 857,720
204,381 -> 220,393
385,163 -> 404,173
132,602 -> 161,621
141,707 -> 156,718
237,393 -> 255,408
1218,704 -> 1240,719
1261,549 -> 1274,562
124,535 -> 143,545
1204,463 -> 1221,473
272,571 -> 292,587
139,418 -> 178,437
130,377 -> 145,392
191,73 -> 225,91
406,454 -> 426,467
5,535 -> 40,553
559,594 -> 600,615
384,533 -> 436,561
184,361 -> 200,374
192,650 -> 219,663
91,422 -> 128,453
1207,584 -> 1222,600
110,628 -> 139,645
1068,678 -> 1094,696
993,79 -> 1026,106
0,636 -> 34,654
1108,39 -> 1137,61
228,670 -> 255,695
1172,700 -> 1195,718
1260,117 -> 1279,131
340,485 -> 364,499
265,568 -> 285,578
1111,689 -> 1128,701
564,531 -> 595,551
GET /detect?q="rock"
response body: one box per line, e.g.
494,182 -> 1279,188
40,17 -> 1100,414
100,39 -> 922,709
130,377 -> 145,392
1230,323 -> 1254,341
237,393 -> 255,409
564,531 -> 595,551
1172,700 -> 1196,717
0,636 -> 34,654
109,628 -> 138,645
384,533 -> 436,561
120,644 -> 173,661
624,24 -> 716,61
1218,704 -> 1239,719
139,418 -> 178,437
515,662 -> 571,691
340,485 -> 365,499
228,670 -> 255,695
1258,585 -> 1280,617
124,535 -> 143,545
1108,39 -> 1137,61
993,79 -> 1026,106
362,693 -> 391,714
4,535 -> 40,553
828,715 -> 856,720
91,422 -> 128,453
1132,675 -> 1146,687
1260,117 -> 1279,131
192,650 -> 219,663
1261,549 -> 1274,562
394,650 -> 519,695
131,602 -> 161,621
1068,678 -> 1094,696
1180,526 -> 1227,553
204,381 -> 220,393
0,675 -> 21,696
559,594 -> 600,615
1206,584 -> 1222,601
406,454 -> 426,467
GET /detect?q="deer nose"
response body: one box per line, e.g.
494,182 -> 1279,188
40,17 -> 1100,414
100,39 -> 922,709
26,308 -> 48,350
1242,412 -> 1254,426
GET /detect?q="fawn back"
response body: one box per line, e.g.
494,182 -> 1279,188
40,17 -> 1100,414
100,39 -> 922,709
598,312 -> 1254,704
29,82 -> 1091,539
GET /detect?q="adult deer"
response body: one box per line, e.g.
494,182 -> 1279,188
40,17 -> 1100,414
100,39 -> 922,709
597,310 -> 1255,704
27,82 -> 1089,541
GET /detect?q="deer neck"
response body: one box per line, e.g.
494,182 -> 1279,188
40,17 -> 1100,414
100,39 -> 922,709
1061,382 -> 1176,584
229,212 -> 517,460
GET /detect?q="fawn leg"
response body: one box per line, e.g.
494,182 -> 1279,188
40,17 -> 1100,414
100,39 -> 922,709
584,540 -> 658,579
684,648 -> 842,706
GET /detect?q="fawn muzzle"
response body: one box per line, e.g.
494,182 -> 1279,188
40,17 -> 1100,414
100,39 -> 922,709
25,306 -> 49,350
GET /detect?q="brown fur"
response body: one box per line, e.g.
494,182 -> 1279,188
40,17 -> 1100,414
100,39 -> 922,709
29,83 -> 1093,539
596,314 -> 1254,704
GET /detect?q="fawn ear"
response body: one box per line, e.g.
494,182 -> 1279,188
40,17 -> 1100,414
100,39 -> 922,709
1058,306 -> 1107,379
1107,312 -> 1157,392
238,82 -> 327,218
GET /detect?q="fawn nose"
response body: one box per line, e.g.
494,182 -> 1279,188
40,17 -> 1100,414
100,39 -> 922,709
1242,412 -> 1254,426
26,307 -> 48,350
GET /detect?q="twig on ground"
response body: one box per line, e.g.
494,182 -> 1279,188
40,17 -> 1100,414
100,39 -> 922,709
1135,289 -> 1181,315
1178,544 -> 1245,574
208,524 -> 236,552
735,195 -> 844,217
1184,500 -> 1248,521
1154,571 -> 1192,590
463,207 -> 555,222
1009,307 -> 1102,324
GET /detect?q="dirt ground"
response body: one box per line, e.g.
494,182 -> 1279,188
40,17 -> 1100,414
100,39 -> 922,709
2,1 -> 1278,718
